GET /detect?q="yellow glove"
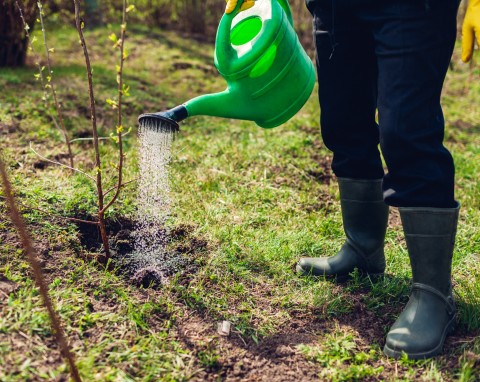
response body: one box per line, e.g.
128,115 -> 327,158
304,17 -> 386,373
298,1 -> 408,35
462,0 -> 480,63
225,0 -> 256,14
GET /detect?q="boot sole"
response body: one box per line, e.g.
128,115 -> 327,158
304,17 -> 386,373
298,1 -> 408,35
383,315 -> 456,360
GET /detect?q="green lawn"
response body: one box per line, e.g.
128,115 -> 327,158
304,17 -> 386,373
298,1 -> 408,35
0,22 -> 479,381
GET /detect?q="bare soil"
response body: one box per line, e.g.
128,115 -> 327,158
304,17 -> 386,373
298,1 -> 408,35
2,218 -> 478,381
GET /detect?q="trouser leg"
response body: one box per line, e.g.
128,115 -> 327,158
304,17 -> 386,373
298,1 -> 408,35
310,2 -> 384,180
297,3 -> 388,279
356,0 -> 461,358
361,0 -> 459,208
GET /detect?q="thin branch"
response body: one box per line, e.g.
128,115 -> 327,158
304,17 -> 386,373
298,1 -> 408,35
0,195 -> 99,225
0,154 -> 82,382
29,142 -> 95,181
37,1 -> 75,169
73,0 -> 110,259
16,1 -> 75,167
103,177 -> 138,198
102,0 -> 127,214
15,0 -> 47,97
72,1 -> 103,199
69,129 -> 131,144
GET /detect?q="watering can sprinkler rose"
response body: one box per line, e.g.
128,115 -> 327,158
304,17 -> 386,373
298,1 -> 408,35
138,0 -> 316,132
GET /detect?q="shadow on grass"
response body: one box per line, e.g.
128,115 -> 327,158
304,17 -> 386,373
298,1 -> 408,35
129,24 -> 214,63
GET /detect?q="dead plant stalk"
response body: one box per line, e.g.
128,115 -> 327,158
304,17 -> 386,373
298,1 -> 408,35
0,155 -> 82,382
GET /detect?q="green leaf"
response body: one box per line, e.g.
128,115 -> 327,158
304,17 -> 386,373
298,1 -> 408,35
106,98 -> 118,109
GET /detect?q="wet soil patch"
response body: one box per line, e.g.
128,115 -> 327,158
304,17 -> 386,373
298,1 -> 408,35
75,217 -> 207,289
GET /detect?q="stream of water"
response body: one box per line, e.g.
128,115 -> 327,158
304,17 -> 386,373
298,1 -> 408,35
129,122 -> 175,275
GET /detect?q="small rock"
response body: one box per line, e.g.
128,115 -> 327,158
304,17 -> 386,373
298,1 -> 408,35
217,321 -> 231,336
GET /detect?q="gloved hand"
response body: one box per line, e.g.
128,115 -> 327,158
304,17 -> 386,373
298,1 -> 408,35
462,0 -> 480,63
225,0 -> 256,14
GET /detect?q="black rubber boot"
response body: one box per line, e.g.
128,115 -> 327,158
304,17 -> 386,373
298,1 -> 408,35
384,203 -> 460,359
296,178 -> 389,279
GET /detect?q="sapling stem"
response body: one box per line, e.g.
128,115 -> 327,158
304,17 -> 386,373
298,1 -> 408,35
73,0 -> 110,260
102,0 -> 128,213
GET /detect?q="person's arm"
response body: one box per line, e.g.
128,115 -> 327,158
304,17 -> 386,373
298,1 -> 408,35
225,0 -> 256,14
462,0 -> 480,63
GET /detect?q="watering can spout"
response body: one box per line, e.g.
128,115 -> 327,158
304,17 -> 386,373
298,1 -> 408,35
185,90 -> 239,120
139,0 -> 316,132
137,90 -> 242,132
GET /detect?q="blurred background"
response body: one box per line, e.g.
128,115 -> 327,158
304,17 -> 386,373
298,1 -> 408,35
0,0 -> 315,68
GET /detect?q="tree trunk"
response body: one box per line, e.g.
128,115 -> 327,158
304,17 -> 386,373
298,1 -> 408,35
0,0 -> 37,68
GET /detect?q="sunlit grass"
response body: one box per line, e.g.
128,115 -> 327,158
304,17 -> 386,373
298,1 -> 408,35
1,21 -> 479,381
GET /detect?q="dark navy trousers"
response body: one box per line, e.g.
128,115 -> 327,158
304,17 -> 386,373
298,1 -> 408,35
306,0 -> 459,208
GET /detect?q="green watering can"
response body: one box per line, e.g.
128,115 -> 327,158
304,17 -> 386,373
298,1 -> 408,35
138,0 -> 316,132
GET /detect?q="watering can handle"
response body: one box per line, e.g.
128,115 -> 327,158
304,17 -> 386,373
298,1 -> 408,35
215,4 -> 238,66
275,0 -> 294,26
215,0 -> 294,67
225,0 -> 293,24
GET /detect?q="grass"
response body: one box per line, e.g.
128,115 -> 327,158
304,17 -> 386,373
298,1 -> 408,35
1,19 -> 480,381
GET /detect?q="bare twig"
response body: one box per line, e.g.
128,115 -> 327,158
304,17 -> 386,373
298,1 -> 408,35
29,142 -> 95,182
16,1 -> 63,147
37,1 -> 75,169
0,195 -> 99,225
102,0 -> 127,214
73,0 -> 110,260
0,154 -> 82,382
103,177 -> 138,198
15,1 -> 47,97
69,129 -> 131,143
